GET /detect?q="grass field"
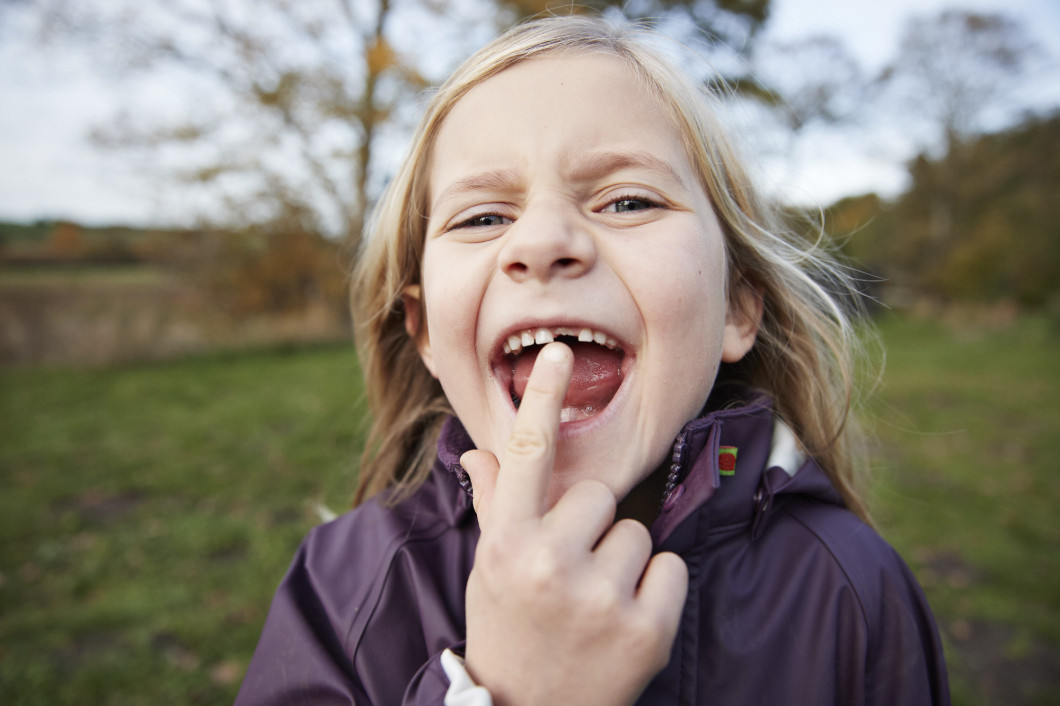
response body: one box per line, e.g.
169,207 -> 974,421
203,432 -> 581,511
864,313 -> 1059,704
1,313 -> 1057,704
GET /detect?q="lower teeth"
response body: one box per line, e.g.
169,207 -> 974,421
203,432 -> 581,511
559,405 -> 595,423
510,396 -> 599,423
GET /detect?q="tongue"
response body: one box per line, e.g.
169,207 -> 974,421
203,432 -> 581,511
511,341 -> 623,411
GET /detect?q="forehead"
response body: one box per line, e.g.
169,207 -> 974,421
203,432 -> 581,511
427,53 -> 695,202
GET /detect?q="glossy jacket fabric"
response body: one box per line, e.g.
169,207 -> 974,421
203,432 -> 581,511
236,398 -> 950,705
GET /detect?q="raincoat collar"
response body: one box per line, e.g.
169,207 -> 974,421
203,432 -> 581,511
433,393 -> 845,545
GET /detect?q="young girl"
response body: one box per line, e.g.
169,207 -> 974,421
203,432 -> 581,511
237,16 -> 949,705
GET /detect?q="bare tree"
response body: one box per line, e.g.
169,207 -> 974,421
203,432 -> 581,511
35,0 -> 473,246
752,35 -> 863,134
873,10 -> 1043,259
877,9 -> 1041,156
32,0 -> 774,248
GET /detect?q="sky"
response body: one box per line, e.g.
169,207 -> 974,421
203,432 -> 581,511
0,0 -> 1058,227
755,0 -> 1060,205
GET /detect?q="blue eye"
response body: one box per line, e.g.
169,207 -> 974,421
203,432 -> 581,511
603,197 -> 660,214
455,213 -> 510,229
613,199 -> 650,212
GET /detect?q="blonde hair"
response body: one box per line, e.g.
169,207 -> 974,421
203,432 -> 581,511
351,16 -> 874,521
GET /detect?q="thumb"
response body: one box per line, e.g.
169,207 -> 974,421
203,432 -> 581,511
461,449 -> 500,526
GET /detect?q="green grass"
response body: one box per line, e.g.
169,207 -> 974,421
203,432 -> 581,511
1,345 -> 365,704
866,313 -> 1060,705
1,315 -> 1057,704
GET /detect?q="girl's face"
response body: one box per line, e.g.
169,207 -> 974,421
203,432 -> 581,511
413,53 -> 758,507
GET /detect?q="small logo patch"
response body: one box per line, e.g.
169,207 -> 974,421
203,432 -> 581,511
718,446 -> 738,476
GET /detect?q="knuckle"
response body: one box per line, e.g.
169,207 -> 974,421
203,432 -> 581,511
504,427 -> 550,461
626,613 -> 670,665
526,545 -> 563,590
658,552 -> 690,586
475,534 -> 507,568
576,479 -> 618,510
585,579 -> 622,617
626,611 -> 654,640
522,378 -> 554,398
614,517 -> 651,547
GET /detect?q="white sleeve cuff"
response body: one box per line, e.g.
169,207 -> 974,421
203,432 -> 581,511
440,649 -> 494,706
768,418 -> 806,477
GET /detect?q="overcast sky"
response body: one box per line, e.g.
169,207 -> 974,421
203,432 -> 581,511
1,0 -> 1057,227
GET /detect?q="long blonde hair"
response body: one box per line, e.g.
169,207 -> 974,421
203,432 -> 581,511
351,16 -> 874,521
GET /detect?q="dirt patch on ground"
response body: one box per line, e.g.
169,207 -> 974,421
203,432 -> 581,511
943,619 -> 1060,704
56,489 -> 148,527
0,272 -> 349,366
915,549 -> 1060,704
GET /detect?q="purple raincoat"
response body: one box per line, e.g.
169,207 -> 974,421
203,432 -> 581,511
237,397 -> 949,704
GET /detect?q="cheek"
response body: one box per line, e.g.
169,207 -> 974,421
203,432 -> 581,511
420,245 -> 491,401
638,239 -> 726,336
640,238 -> 728,405
423,287 -> 474,369
423,243 -> 474,327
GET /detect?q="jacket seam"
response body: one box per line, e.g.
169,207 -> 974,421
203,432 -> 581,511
776,503 -> 872,635
703,521 -> 753,536
343,517 -> 462,661
779,502 -> 877,702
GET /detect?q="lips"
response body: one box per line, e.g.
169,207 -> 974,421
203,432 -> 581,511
495,325 -> 628,422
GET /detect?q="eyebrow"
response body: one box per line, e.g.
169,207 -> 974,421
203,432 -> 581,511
431,169 -> 522,214
430,150 -> 689,214
564,151 -> 688,190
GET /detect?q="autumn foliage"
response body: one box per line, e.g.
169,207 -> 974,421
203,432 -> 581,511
829,114 -> 1060,308
192,210 -> 348,318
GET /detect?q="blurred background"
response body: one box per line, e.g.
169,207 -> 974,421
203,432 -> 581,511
1,0 -> 1057,703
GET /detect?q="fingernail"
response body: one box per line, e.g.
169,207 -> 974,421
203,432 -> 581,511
541,342 -> 566,362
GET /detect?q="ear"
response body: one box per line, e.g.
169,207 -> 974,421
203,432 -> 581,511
721,280 -> 763,363
402,284 -> 438,378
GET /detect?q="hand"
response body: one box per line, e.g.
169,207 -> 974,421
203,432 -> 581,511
460,342 -> 688,706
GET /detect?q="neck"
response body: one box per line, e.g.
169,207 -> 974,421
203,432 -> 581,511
616,462 -> 669,528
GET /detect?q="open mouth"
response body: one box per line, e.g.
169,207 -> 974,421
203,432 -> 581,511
499,326 -> 627,423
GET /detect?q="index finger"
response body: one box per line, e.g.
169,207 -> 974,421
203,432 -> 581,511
490,341 -> 573,522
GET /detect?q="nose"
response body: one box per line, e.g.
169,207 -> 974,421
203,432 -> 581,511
498,202 -> 596,283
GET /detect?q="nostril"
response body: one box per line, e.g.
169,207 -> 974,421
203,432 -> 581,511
555,258 -> 577,268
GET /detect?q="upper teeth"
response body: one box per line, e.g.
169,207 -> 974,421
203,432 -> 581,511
503,327 -> 619,356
